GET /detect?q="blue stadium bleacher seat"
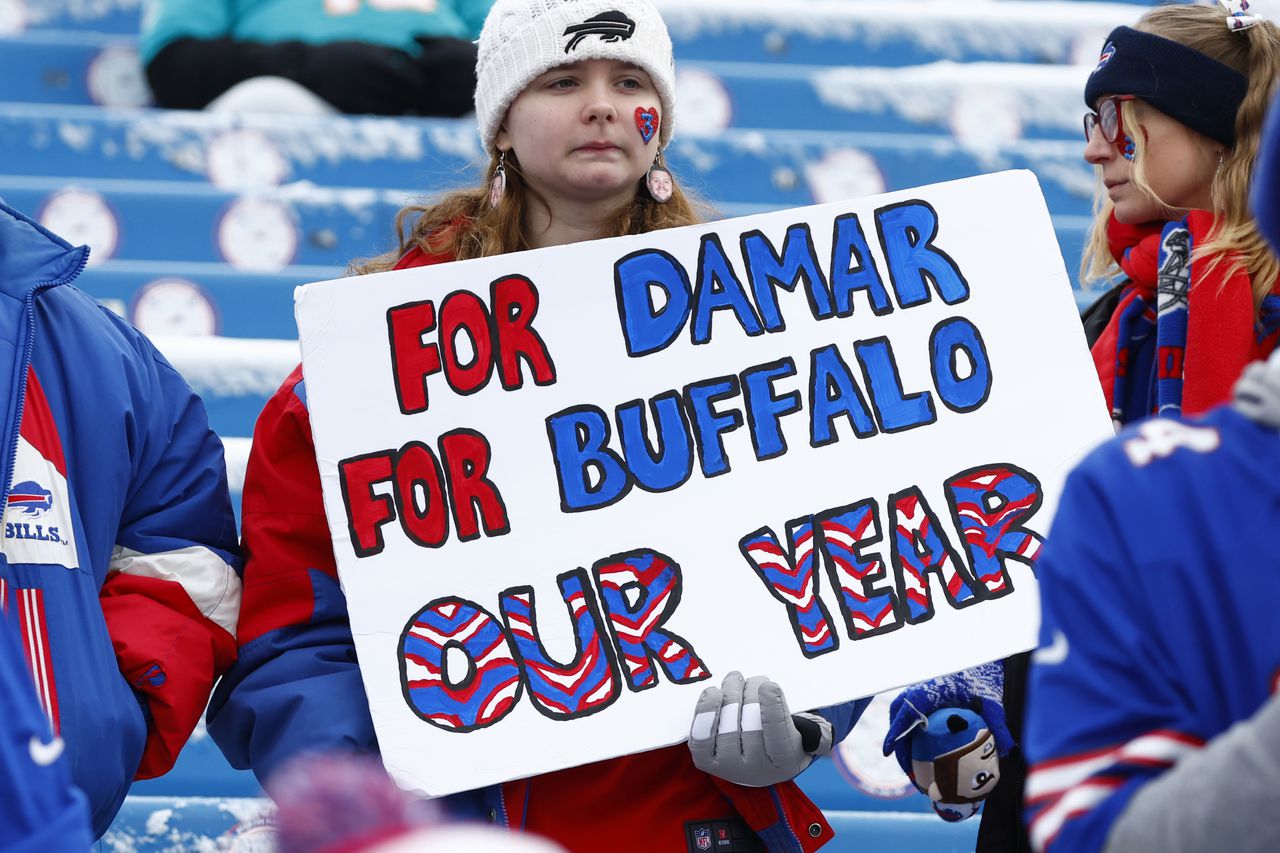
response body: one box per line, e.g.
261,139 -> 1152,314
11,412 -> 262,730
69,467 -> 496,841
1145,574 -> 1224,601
77,260 -> 341,339
0,175 -> 406,267
677,60 -> 1090,140
0,103 -> 477,189
0,106 -> 1097,212
657,0 -> 1138,66
0,32 -> 149,107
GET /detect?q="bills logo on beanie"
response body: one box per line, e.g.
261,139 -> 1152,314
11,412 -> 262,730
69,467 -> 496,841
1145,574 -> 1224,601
564,10 -> 635,51
475,0 -> 677,153
1095,41 -> 1115,71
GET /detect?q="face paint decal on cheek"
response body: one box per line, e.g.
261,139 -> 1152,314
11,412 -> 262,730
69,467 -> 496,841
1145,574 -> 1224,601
634,107 -> 659,144
1123,135 -> 1135,162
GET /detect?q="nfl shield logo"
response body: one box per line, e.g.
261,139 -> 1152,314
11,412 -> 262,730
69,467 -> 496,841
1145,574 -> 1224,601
694,828 -> 712,851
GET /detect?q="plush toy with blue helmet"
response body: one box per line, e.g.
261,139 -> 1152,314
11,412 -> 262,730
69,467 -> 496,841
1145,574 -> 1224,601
909,707 -> 1002,822
882,661 -> 1013,822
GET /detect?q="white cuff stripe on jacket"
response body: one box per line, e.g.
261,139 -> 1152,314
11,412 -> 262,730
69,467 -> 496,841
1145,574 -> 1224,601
109,545 -> 241,636
1026,731 -> 1200,802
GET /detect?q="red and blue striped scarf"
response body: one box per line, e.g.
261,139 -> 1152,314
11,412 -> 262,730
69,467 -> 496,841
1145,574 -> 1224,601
1091,211 -> 1280,426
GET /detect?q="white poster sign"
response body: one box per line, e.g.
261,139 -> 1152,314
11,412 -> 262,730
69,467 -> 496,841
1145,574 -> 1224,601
295,170 -> 1113,797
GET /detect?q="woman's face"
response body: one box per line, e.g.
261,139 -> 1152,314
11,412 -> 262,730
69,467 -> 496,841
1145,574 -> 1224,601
1084,97 -> 1222,224
496,59 -> 659,209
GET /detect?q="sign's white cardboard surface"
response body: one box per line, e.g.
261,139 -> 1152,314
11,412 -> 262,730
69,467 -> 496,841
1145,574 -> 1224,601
295,170 -> 1113,797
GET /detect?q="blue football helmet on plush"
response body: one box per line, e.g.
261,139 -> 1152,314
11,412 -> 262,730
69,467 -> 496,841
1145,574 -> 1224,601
909,707 -> 1001,822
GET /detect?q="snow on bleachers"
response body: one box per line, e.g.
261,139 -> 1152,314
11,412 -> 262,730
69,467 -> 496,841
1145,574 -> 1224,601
658,0 -> 1139,65
79,261 -> 342,339
2,0 -> 140,34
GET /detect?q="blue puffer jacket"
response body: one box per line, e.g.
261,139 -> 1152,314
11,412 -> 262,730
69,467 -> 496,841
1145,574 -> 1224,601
0,201 -> 242,837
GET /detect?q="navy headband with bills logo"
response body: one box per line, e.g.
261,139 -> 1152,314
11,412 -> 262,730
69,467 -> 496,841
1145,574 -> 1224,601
1085,26 -> 1248,147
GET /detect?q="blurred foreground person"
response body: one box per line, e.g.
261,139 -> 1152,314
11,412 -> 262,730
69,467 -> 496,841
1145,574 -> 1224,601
1023,346 -> 1280,852
270,753 -> 566,853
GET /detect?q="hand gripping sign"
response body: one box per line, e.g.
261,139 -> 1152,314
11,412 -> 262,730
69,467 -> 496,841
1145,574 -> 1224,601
295,171 -> 1114,797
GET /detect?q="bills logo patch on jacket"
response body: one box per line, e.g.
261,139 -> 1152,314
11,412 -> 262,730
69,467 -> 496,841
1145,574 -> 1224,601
8,481 -> 53,517
3,369 -> 79,569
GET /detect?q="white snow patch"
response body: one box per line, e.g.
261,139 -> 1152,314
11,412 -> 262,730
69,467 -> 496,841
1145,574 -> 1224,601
804,147 -> 885,204
215,797 -> 276,824
57,121 -> 94,152
731,130 -> 768,156
812,62 -> 1090,140
99,834 -> 137,853
656,0 -> 1140,60
273,181 -> 384,218
23,0 -> 140,26
151,336 -> 299,398
117,110 -> 442,183
671,140 -> 720,173
144,808 -> 173,836
0,0 -> 26,35
1030,156 -> 1099,201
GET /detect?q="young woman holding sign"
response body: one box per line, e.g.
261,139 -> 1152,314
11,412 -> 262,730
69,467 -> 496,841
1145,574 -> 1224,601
882,5 -> 1280,852
207,1 -> 864,850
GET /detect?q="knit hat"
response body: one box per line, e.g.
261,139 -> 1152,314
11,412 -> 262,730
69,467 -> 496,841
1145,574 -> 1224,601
474,0 -> 676,154
1084,26 -> 1247,147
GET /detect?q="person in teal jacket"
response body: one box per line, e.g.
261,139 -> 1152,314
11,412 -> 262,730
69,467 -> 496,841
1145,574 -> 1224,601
140,0 -> 494,115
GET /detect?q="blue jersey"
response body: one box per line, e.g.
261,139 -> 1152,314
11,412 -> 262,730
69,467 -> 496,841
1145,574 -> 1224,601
1024,407 -> 1280,852
0,612 -> 91,851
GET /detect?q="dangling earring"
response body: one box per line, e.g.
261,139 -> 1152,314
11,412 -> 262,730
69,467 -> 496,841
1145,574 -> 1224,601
645,151 -> 674,204
489,150 -> 507,210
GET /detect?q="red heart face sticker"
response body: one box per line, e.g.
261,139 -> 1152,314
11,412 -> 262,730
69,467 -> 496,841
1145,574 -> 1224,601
634,107 -> 659,144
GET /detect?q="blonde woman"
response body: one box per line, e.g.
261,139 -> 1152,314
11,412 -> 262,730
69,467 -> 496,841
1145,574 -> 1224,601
1080,2 -> 1280,426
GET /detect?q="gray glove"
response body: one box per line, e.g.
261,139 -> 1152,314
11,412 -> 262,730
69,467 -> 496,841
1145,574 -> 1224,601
688,671 -> 833,787
1233,350 -> 1280,429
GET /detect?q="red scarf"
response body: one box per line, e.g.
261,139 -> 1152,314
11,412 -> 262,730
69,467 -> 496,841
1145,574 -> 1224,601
1090,211 -> 1279,421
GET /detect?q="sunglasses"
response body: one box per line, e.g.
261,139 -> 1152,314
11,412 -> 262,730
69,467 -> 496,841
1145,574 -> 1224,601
1083,95 -> 1138,151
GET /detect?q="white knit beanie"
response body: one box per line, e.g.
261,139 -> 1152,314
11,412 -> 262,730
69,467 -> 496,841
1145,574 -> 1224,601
474,0 -> 676,155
